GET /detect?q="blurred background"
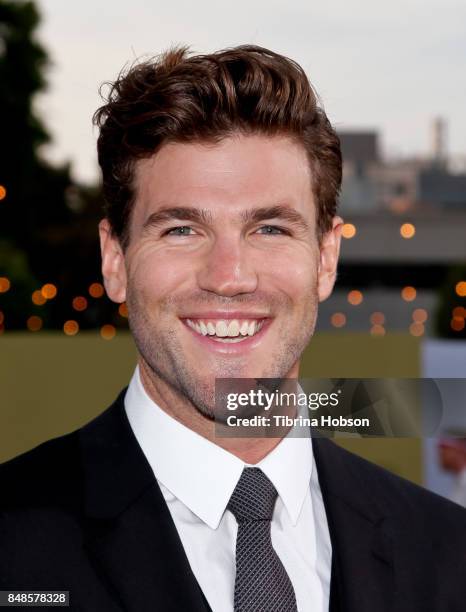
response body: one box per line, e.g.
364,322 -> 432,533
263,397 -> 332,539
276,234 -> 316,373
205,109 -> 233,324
1,0 -> 465,506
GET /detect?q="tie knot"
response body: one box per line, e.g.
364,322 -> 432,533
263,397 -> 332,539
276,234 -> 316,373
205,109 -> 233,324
228,468 -> 278,523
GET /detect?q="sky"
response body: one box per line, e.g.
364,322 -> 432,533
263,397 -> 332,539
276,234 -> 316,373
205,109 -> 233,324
35,0 -> 466,184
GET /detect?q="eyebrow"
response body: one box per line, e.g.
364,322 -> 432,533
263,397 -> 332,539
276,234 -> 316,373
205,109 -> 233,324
141,204 -> 310,232
142,207 -> 213,230
240,205 -> 310,230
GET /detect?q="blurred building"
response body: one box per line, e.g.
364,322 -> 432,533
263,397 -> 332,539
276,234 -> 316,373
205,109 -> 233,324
339,131 -> 379,213
318,120 -> 466,336
338,119 -> 466,215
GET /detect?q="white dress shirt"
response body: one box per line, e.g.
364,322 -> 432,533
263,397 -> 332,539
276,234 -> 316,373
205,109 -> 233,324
125,366 -> 332,612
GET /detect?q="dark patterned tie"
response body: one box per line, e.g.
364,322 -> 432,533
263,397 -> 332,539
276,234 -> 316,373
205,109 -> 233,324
228,467 -> 298,612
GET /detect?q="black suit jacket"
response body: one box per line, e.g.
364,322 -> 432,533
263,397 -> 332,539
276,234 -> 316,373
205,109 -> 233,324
1,389 -> 465,611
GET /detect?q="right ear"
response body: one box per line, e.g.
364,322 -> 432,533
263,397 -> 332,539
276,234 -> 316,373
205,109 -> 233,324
98,219 -> 127,303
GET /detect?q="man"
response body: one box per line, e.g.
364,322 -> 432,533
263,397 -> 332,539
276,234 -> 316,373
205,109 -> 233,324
438,433 -> 466,507
0,45 -> 465,612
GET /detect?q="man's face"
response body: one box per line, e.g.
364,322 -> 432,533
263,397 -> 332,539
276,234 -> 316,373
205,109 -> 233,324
100,134 -> 341,417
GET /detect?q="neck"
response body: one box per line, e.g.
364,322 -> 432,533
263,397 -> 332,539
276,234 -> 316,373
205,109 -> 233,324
138,358 -> 297,464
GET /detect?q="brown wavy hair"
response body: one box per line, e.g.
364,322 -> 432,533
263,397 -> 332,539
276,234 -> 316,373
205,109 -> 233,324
93,45 -> 342,249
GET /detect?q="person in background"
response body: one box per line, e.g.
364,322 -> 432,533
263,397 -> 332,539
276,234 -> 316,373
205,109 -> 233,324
438,433 -> 466,507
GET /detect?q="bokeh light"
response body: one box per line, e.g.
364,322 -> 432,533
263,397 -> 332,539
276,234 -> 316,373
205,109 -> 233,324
41,283 -> 57,300
72,296 -> 88,311
452,306 -> 466,318
27,316 -> 43,332
89,282 -> 105,298
341,223 -> 356,239
401,286 -> 416,302
455,281 -> 466,297
412,308 -> 428,323
409,322 -> 424,336
331,312 -> 346,328
118,302 -> 128,318
347,290 -> 363,306
0,277 -> 11,293
0,185 -> 6,200
370,324 -> 386,337
32,290 -> 47,305
400,223 -> 415,239
370,312 -> 385,325
100,324 -> 116,340
450,318 -> 465,332
63,320 -> 79,336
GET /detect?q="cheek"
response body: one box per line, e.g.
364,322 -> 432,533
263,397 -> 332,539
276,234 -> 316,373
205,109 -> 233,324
127,249 -> 195,303
260,248 -> 318,300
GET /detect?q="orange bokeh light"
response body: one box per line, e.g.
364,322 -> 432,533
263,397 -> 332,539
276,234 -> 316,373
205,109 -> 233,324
455,281 -> 466,297
72,296 -> 88,311
0,277 -> 11,293
342,223 -> 356,239
118,302 -> 128,318
100,324 -> 116,340
370,312 -> 385,325
41,283 -> 57,299
331,312 -> 346,328
409,322 -> 424,336
400,223 -> 415,239
452,306 -> 466,318
401,286 -> 416,302
32,290 -> 47,305
89,282 -> 105,298
63,320 -> 79,336
451,318 -> 465,332
27,316 -> 43,332
0,185 -> 6,200
412,308 -> 428,323
347,290 -> 363,306
370,324 -> 386,337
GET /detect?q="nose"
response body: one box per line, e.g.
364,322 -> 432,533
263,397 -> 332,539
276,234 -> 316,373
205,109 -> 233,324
197,236 -> 258,297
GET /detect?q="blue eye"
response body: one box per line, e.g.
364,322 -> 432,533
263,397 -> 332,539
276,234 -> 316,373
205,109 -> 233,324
165,226 -> 194,236
256,225 -> 285,235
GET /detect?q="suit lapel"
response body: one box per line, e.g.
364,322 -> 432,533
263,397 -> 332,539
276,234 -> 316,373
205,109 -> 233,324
313,438 -> 395,612
79,392 -> 211,612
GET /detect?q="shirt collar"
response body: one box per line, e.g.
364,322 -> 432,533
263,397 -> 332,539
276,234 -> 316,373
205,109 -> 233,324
125,366 -> 313,529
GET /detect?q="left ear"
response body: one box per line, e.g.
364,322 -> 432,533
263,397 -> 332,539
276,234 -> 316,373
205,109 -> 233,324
317,216 -> 343,302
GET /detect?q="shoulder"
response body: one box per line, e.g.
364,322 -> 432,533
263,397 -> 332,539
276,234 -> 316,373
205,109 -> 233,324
314,437 -> 466,533
0,429 -> 81,512
0,389 -> 128,513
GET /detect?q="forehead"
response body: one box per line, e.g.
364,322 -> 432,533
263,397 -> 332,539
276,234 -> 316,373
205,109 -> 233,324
132,133 -> 314,224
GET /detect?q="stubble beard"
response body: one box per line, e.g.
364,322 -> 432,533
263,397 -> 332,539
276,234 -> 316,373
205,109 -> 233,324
126,284 -> 319,420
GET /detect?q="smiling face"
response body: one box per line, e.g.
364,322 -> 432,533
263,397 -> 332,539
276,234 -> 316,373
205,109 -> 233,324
100,133 -> 342,419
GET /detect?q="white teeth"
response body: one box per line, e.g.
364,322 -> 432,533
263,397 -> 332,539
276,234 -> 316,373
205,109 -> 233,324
227,320 -> 240,337
215,321 -> 228,337
186,318 -> 265,339
206,322 -> 216,335
240,321 -> 249,335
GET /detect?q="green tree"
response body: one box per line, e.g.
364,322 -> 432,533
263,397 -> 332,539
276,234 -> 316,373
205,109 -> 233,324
0,1 -> 115,331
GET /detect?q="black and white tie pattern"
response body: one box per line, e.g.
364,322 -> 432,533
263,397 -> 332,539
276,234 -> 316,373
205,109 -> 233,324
228,467 -> 298,612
